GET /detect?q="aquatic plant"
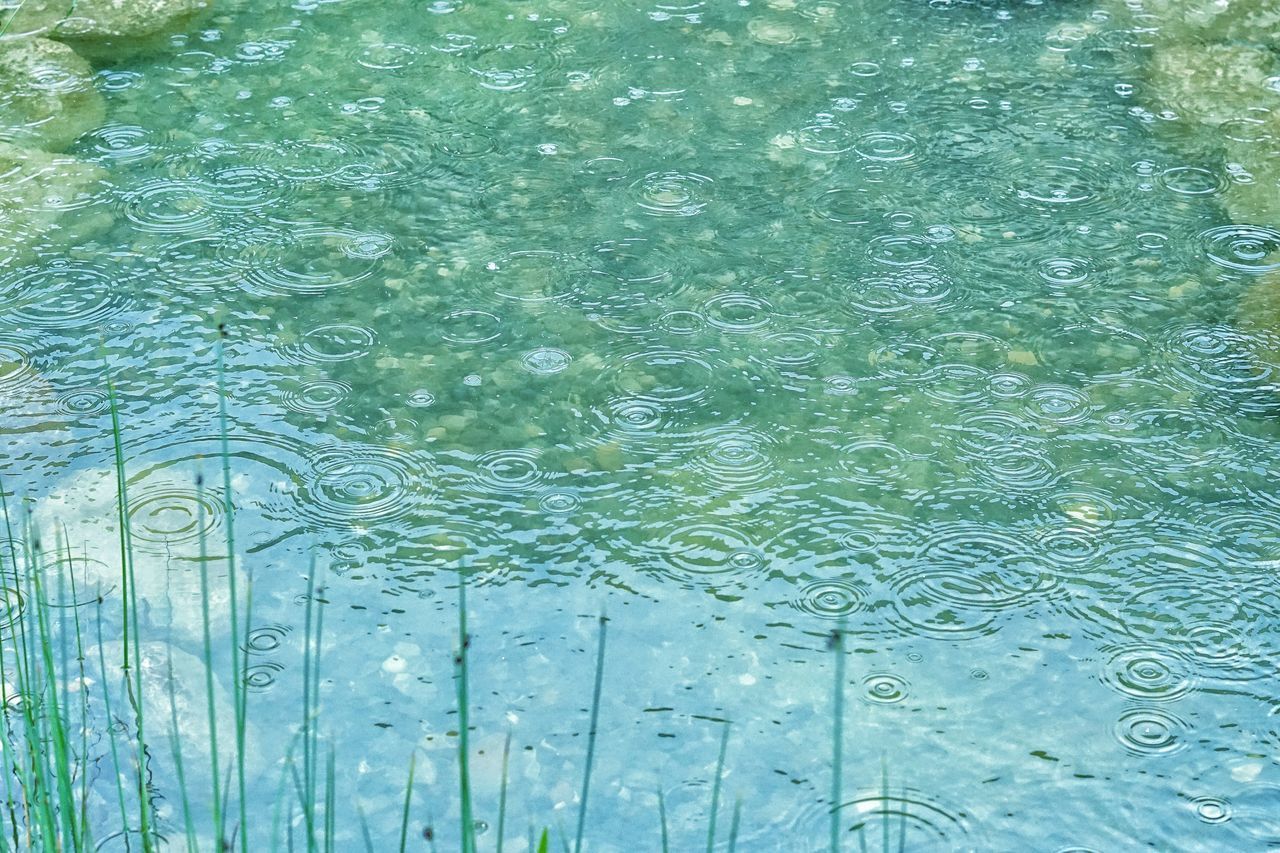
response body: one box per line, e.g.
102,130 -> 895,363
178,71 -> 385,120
0,348 -> 898,850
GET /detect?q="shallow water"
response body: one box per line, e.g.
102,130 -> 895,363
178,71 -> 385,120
3,0 -> 1280,848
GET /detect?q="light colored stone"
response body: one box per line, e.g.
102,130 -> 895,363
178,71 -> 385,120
0,38 -> 103,151
4,0 -> 211,48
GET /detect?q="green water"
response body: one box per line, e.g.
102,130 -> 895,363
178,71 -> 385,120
3,0 -> 1280,847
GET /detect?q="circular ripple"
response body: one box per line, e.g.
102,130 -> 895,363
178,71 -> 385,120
651,522 -> 765,589
1025,384 -> 1093,424
832,788 -> 974,847
692,427 -> 777,492
1037,257 -> 1094,289
126,474 -> 224,549
477,250 -> 580,304
1101,644 -> 1195,701
298,445 -> 436,527
837,439 -> 911,485
608,349 -> 714,405
538,492 -> 581,514
440,310 -> 502,345
466,43 -> 557,92
281,379 -> 350,415
869,339 -> 942,381
244,624 -> 292,654
232,227 -> 391,297
0,263 -> 131,330
796,121 -> 854,154
355,42 -> 420,70
867,234 -> 936,267
630,171 -> 713,217
85,123 -> 154,164
790,579 -> 868,619
122,180 -> 215,234
843,266 -> 955,316
1159,166 -> 1225,196
472,449 -> 544,493
1190,796 -> 1231,825
1199,225 -> 1280,273
55,387 -> 109,416
521,347 -> 571,375
813,188 -> 874,226
854,131 -> 918,162
702,292 -> 771,333
282,324 -> 377,364
1113,706 -> 1188,757
1158,323 -> 1276,411
861,672 -> 910,704
244,662 -> 284,692
1008,154 -> 1121,215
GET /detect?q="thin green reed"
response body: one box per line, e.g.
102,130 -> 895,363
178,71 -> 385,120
106,368 -> 154,851
497,730 -> 511,853
726,797 -> 742,853
658,787 -> 669,853
216,326 -> 250,853
707,721 -> 730,853
31,544 -> 79,849
164,648 -> 198,853
830,624 -> 846,853
455,574 -> 475,853
195,474 -> 226,848
62,534 -> 95,846
573,614 -> 607,853
398,753 -> 415,853
0,477 -> 25,849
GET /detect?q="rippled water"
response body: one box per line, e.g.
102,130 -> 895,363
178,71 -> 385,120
4,0 -> 1280,848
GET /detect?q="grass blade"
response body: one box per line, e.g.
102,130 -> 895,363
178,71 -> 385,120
497,730 -> 511,853
573,614 -> 607,853
658,787 -> 669,853
829,625 -> 846,853
398,752 -> 415,853
707,721 -> 730,853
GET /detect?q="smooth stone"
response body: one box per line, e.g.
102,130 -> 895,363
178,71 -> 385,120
4,0 -> 211,54
1146,43 -> 1276,130
0,38 -> 104,151
0,142 -> 108,263
94,640 -> 265,790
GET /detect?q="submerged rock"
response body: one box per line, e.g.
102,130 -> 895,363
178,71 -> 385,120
94,641 -> 265,788
0,38 -> 104,151
4,0 -> 212,54
1146,43 -> 1277,130
0,142 -> 109,263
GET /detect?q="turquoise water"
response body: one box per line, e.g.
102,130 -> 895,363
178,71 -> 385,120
3,0 -> 1280,848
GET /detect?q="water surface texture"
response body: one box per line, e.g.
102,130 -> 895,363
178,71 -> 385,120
3,0 -> 1280,848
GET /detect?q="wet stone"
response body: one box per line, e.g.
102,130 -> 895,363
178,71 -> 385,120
0,37 -> 103,150
4,0 -> 211,52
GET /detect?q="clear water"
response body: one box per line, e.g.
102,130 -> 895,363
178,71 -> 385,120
3,0 -> 1280,848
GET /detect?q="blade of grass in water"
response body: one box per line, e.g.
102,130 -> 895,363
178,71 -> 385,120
301,556 -> 319,848
164,646 -> 198,853
106,374 -> 155,852
398,752 -> 415,853
829,625 -> 846,853
216,326 -> 249,853
536,828 -> 550,853
455,574 -> 474,853
573,614 -> 607,853
727,797 -> 742,853
497,730 -> 511,853
707,721 -> 730,853
195,474 -> 226,849
658,787 -> 669,853
897,784 -> 907,853
357,806 -> 375,853
881,758 -> 890,853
